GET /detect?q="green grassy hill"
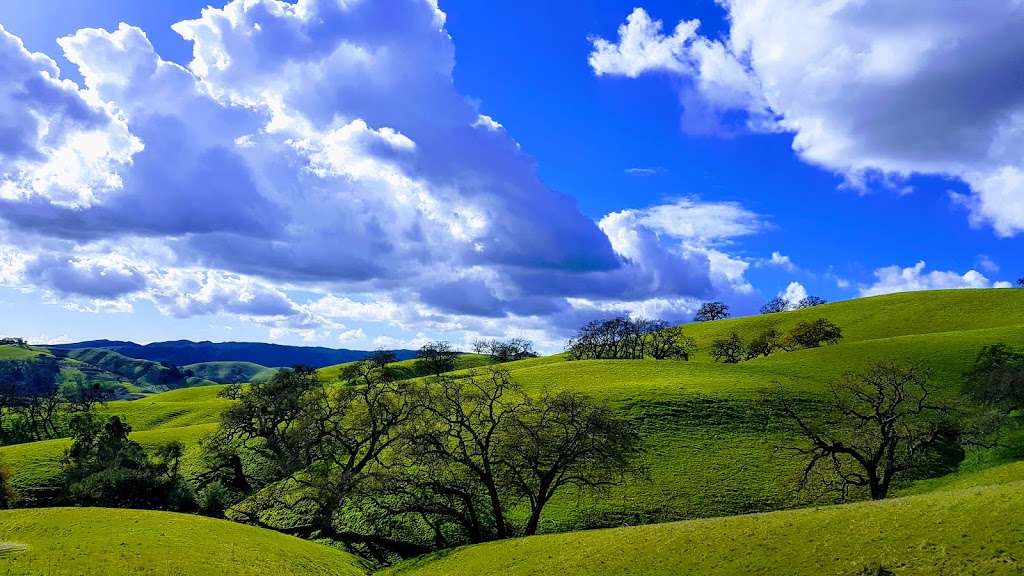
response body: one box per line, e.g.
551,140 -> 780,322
49,347 -> 212,393
184,361 -> 277,384
0,345 -> 46,361
383,473 -> 1024,576
2,289 -> 1023,566
0,508 -> 366,576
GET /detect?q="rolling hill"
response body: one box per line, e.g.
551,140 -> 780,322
183,361 -> 278,384
50,340 -> 417,368
383,466 -> 1024,576
2,288 -> 1024,572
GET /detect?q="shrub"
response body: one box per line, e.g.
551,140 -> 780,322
710,333 -> 744,363
788,318 -> 842,348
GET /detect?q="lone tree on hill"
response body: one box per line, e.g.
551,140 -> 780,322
797,296 -> 828,308
760,297 -> 789,314
695,301 -> 730,322
1017,277 -> 1024,288
777,362 -> 963,501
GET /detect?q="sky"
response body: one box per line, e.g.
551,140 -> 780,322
0,0 -> 1022,352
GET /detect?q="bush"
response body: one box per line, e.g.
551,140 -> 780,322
710,333 -> 744,363
788,318 -> 842,348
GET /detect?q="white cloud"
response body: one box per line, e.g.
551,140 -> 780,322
0,1 -> 776,348
860,261 -> 999,297
779,281 -> 807,308
592,2 -> 1024,235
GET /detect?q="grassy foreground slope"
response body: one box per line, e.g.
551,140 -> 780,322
385,479 -> 1024,576
0,508 -> 366,576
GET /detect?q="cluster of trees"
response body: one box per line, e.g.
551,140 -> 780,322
62,415 -> 193,510
0,357 -> 113,445
0,337 -> 28,347
760,295 -> 827,314
195,364 -> 642,561
472,338 -> 537,362
710,319 -> 843,363
566,317 -> 696,361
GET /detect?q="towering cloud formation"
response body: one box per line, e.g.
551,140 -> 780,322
0,0 -> 765,346
590,2 -> 1024,236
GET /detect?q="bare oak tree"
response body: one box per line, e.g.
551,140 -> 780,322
777,362 -> 962,500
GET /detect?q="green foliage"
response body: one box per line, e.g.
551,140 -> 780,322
62,415 -> 194,510
788,318 -> 843,348
0,507 -> 366,576
746,328 -> 782,359
963,343 -> 1024,411
709,333 -> 744,363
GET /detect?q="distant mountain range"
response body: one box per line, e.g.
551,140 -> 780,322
49,340 -> 417,368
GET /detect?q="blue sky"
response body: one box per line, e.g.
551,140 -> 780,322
0,0 -> 1021,351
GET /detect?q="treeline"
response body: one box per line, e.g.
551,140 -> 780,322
566,318 -> 695,360
190,361 -> 642,562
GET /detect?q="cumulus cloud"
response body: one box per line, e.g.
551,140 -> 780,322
779,281 -> 807,308
0,0 -> 772,348
591,2 -> 1024,235
859,261 -> 1003,297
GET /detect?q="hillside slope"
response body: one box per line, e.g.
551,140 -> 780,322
183,361 -> 277,384
382,478 -> 1024,576
0,508 -> 366,576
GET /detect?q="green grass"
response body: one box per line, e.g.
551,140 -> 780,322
383,479 -> 1024,576
0,345 -> 46,361
0,507 -> 366,576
